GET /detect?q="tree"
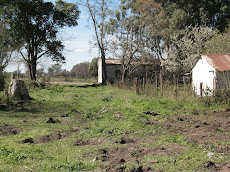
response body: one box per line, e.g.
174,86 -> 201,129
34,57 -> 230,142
204,26 -> 230,54
156,0 -> 230,32
70,62 -> 90,77
88,57 -> 98,77
48,63 -> 62,77
0,2 -> 20,90
162,25 -> 215,73
85,0 -> 113,83
4,0 -> 80,81
37,68 -> 45,77
108,0 -> 147,82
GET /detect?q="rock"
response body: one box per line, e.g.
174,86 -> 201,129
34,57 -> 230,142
93,156 -> 99,162
8,79 -> 30,100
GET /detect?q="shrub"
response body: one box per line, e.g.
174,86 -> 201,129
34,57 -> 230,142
0,75 -> 5,91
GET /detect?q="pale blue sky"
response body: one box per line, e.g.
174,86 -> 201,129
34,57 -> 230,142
7,0 -> 98,72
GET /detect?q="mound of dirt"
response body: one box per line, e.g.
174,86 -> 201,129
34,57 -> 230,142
46,117 -> 60,124
75,137 -> 109,146
202,161 -> 230,171
75,139 -> 90,146
116,137 -> 138,144
0,127 -> 19,136
35,128 -> 79,144
98,144 -> 158,170
22,138 -> 34,144
36,133 -> 62,143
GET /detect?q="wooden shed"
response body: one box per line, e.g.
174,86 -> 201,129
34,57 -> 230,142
192,53 -> 230,96
98,59 -> 157,83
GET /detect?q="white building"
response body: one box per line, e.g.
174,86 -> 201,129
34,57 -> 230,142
192,53 -> 230,96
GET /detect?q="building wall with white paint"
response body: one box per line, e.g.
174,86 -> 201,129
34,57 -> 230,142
192,57 -> 216,96
98,59 -> 103,83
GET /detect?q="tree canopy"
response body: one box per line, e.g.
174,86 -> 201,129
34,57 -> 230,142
3,0 -> 80,80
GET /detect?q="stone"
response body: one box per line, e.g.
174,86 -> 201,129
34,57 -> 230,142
8,79 -> 30,100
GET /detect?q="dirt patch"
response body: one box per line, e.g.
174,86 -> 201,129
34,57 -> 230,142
48,82 -> 94,86
157,111 -> 230,146
115,137 -> 138,144
36,133 -> 63,143
0,127 -> 20,136
75,137 -> 109,146
203,161 -> 230,172
34,128 -> 79,144
98,143 -> 174,171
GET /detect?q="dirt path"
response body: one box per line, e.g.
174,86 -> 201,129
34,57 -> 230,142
48,82 -> 96,85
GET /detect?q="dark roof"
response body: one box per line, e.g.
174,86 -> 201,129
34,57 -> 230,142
202,53 -> 230,71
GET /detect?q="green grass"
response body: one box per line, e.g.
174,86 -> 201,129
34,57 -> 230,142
0,85 -> 229,171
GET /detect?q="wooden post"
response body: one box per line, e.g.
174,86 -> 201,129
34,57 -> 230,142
213,76 -> 216,97
143,77 -> 145,92
183,76 -> 186,93
173,73 -> 177,97
155,72 -> 158,96
200,82 -> 203,98
160,70 -> 163,96
134,77 -> 139,95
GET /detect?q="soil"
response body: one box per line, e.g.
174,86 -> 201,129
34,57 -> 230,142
0,126 -> 20,136
75,137 -> 109,146
5,109 -> 229,171
23,128 -> 80,144
98,110 -> 230,171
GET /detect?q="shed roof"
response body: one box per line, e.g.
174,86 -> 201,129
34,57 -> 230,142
105,59 -> 157,65
105,59 -> 122,64
202,53 -> 230,71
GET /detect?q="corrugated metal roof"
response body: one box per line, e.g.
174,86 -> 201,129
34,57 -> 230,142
202,53 -> 230,71
105,59 -> 122,64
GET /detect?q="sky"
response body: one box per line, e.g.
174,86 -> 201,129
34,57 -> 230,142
6,0 -> 99,72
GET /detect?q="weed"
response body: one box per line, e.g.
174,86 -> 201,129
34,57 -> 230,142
50,85 -> 64,93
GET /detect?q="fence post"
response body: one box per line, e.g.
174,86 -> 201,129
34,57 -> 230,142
174,73 -> 177,97
183,76 -> 186,94
200,82 -> 203,98
213,76 -> 216,97
134,77 -> 139,95
143,77 -> 145,92
160,70 -> 163,96
155,72 -> 158,96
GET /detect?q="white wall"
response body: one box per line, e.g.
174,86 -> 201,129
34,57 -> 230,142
192,57 -> 216,96
98,59 -> 102,83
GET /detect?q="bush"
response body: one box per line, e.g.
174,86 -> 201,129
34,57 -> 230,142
40,76 -> 50,83
213,89 -> 230,105
0,75 -> 5,91
28,80 -> 46,89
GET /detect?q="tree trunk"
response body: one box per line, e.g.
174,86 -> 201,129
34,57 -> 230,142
101,51 -> 107,84
0,66 -> 4,91
0,67 -> 3,77
28,59 -> 37,81
121,65 -> 128,84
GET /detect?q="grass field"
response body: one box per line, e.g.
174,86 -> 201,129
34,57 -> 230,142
0,84 -> 229,171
